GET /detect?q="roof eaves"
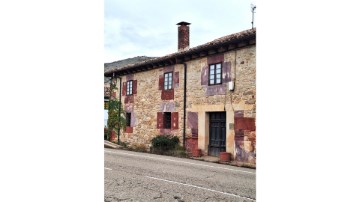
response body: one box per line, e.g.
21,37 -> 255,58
104,28 -> 255,77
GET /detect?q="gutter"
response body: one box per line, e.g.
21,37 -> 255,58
182,63 -> 187,147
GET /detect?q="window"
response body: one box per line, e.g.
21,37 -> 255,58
164,72 -> 173,90
104,101 -> 109,110
126,113 -> 131,127
126,80 -> 133,95
209,63 -> 222,85
157,112 -> 179,130
163,112 -> 171,129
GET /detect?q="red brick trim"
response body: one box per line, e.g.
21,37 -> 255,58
207,53 -> 224,64
125,126 -> 133,133
234,117 -> 256,131
124,95 -> 134,103
161,89 -> 174,100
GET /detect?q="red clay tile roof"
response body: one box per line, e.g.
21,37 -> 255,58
104,28 -> 256,76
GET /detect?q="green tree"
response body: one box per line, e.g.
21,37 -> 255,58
106,80 -> 126,142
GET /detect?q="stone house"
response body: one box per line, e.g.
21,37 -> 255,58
104,22 -> 256,164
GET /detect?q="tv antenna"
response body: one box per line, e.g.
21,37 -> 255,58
251,4 -> 256,29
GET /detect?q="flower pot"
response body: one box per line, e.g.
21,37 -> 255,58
219,152 -> 231,162
110,131 -> 116,142
192,149 -> 201,157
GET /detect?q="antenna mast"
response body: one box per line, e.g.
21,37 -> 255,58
251,4 -> 256,29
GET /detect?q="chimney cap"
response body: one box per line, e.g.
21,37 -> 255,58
176,21 -> 191,26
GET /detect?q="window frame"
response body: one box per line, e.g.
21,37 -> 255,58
126,80 -> 133,95
164,72 -> 173,91
104,101 -> 109,110
163,112 -> 171,129
126,113 -> 131,127
208,63 -> 222,86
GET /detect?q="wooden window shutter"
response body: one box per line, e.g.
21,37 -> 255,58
171,112 -> 179,130
157,112 -> 163,129
122,82 -> 127,96
133,80 -> 137,94
158,76 -> 164,90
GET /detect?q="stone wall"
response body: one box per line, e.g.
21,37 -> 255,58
114,64 -> 185,149
185,45 -> 256,163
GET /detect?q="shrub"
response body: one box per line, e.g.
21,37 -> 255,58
131,143 -> 147,152
151,135 -> 180,154
119,141 -> 128,148
173,145 -> 188,158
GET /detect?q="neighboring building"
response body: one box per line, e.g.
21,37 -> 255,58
104,79 -> 110,127
104,22 -> 256,164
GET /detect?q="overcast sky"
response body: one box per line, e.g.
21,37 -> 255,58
104,0 -> 256,63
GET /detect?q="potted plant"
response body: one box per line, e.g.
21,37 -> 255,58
219,152 -> 231,162
192,148 -> 201,157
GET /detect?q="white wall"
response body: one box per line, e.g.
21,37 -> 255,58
104,110 -> 108,127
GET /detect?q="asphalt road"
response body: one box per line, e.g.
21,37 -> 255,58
104,148 -> 256,202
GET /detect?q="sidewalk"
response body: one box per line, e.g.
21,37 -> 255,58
104,140 -> 121,149
104,140 -> 256,169
190,155 -> 256,169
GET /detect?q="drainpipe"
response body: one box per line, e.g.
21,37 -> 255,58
118,76 -> 122,145
182,63 -> 187,147
109,73 -> 115,141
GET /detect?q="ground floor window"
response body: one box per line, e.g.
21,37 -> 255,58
163,112 -> 171,129
104,101 -> 109,109
126,113 -> 131,127
157,112 -> 178,130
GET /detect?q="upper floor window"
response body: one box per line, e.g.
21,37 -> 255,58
126,80 -> 133,95
164,72 -> 173,90
209,63 -> 222,85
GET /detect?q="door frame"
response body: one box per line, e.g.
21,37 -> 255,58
207,112 -> 226,157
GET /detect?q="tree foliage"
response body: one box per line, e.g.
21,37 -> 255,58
106,80 -> 126,141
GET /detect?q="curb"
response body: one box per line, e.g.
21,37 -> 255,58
104,146 -> 256,169
189,157 -> 256,169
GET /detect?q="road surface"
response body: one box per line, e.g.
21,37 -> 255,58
104,148 -> 256,201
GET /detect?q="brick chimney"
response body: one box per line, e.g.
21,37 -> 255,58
177,21 -> 190,51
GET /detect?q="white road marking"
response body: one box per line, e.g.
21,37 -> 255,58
145,176 -> 256,201
104,167 -> 112,170
104,150 -> 255,174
